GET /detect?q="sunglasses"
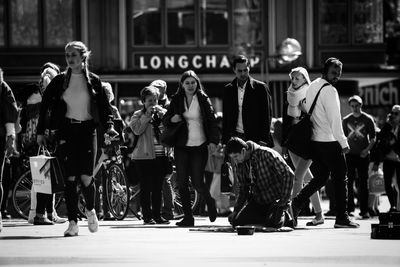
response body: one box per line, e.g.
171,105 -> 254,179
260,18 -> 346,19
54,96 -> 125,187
391,112 -> 399,116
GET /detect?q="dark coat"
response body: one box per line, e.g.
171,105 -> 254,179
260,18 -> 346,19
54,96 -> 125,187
163,89 -> 219,147
36,72 -> 113,137
373,121 -> 400,163
0,81 -> 19,137
222,76 -> 273,146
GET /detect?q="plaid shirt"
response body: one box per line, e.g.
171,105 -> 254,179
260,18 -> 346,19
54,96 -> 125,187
234,142 -> 294,210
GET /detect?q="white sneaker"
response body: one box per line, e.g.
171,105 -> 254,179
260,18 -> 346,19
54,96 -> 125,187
28,209 -> 36,224
85,209 -> 99,233
64,221 -> 79,237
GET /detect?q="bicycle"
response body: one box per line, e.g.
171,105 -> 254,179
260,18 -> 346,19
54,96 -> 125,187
12,136 -> 130,221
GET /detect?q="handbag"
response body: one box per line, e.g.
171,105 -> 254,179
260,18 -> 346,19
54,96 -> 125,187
160,120 -> 185,147
286,83 -> 329,159
30,146 -> 65,194
368,170 -> 385,195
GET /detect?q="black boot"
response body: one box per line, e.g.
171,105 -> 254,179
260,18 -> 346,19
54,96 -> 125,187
176,217 -> 194,227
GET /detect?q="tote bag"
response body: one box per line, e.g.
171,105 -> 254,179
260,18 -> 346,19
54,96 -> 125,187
30,147 -> 65,194
286,83 -> 329,159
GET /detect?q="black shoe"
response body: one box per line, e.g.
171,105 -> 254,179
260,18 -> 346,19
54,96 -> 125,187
207,198 -> 217,222
143,218 -> 156,225
154,217 -> 170,224
1,211 -> 11,220
161,213 -> 174,220
33,216 -> 54,225
334,216 -> 360,228
176,217 -> 194,227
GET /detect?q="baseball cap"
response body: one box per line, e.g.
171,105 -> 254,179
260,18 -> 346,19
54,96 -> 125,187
348,95 -> 362,105
150,80 -> 167,89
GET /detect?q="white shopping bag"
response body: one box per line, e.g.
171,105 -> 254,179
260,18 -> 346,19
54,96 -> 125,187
30,154 -> 54,194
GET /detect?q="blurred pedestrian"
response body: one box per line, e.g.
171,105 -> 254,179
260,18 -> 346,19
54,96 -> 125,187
292,57 -> 359,228
342,95 -> 376,218
372,105 -> 400,212
163,70 -> 219,226
19,62 -> 67,225
150,79 -> 174,220
0,67 -> 19,232
37,41 -> 115,237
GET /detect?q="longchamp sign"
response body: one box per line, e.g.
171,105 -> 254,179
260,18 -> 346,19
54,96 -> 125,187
360,78 -> 400,107
133,53 -> 262,71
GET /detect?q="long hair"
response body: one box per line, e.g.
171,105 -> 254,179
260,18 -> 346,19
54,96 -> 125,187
63,41 -> 92,91
176,70 -> 204,96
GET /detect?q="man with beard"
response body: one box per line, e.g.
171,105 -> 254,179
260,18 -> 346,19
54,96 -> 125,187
292,58 -> 359,228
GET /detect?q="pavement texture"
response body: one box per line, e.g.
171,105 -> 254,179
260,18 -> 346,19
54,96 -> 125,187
1,212 -> 399,267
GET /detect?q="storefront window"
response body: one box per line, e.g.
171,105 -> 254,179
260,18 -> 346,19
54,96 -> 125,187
45,0 -> 74,46
167,0 -> 195,45
319,0 -> 384,45
132,0 -> 161,45
319,0 -> 349,44
200,0 -> 228,45
353,0 -> 383,44
11,0 -> 39,46
233,0 -> 262,46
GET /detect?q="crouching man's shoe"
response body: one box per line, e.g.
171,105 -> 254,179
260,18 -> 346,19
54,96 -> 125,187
64,221 -> 79,237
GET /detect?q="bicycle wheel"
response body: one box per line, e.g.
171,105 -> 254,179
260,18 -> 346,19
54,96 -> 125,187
105,164 -> 130,220
12,170 -> 32,220
170,172 -> 199,217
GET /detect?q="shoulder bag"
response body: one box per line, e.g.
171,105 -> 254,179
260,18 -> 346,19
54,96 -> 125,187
286,83 -> 329,159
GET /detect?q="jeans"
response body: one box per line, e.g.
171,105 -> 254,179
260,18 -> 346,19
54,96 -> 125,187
174,144 -> 211,218
294,141 -> 348,219
230,199 -> 285,228
135,157 -> 168,220
346,154 -> 370,214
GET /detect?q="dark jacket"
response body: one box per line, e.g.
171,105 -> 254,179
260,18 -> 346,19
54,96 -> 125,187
373,121 -> 400,163
0,81 -> 19,137
36,72 -> 113,136
163,89 -> 219,148
222,76 -> 273,146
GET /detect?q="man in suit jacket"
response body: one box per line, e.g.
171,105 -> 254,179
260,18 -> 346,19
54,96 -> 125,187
222,55 -> 273,147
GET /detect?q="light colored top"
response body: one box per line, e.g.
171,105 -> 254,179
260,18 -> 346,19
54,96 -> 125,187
304,77 -> 348,148
62,73 -> 92,121
183,94 -> 206,146
236,80 -> 247,133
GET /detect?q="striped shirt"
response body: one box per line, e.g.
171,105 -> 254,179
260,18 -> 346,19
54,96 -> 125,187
234,142 -> 294,210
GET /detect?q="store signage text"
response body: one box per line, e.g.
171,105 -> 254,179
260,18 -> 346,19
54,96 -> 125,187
135,54 -> 261,71
360,80 -> 399,106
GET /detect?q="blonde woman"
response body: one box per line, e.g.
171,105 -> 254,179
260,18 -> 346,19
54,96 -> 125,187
282,67 -> 324,226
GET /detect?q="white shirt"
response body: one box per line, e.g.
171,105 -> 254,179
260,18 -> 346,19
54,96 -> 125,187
305,77 -> 348,148
236,81 -> 247,133
62,73 -> 92,121
183,95 -> 206,146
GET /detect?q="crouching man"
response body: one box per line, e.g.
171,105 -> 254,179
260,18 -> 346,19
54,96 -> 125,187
226,137 -> 295,228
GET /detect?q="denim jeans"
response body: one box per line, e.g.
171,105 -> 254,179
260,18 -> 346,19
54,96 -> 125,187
346,154 -> 370,214
294,141 -> 348,219
174,144 -> 211,218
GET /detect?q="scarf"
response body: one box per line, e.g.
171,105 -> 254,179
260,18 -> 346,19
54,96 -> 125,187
286,83 -> 308,118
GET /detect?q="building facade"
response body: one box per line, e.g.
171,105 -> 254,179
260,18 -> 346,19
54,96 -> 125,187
1,0 -> 399,124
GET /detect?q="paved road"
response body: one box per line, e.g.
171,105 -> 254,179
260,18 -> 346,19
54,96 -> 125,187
0,212 -> 399,267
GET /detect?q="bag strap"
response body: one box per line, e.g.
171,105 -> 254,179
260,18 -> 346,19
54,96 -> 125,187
308,83 -> 330,115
